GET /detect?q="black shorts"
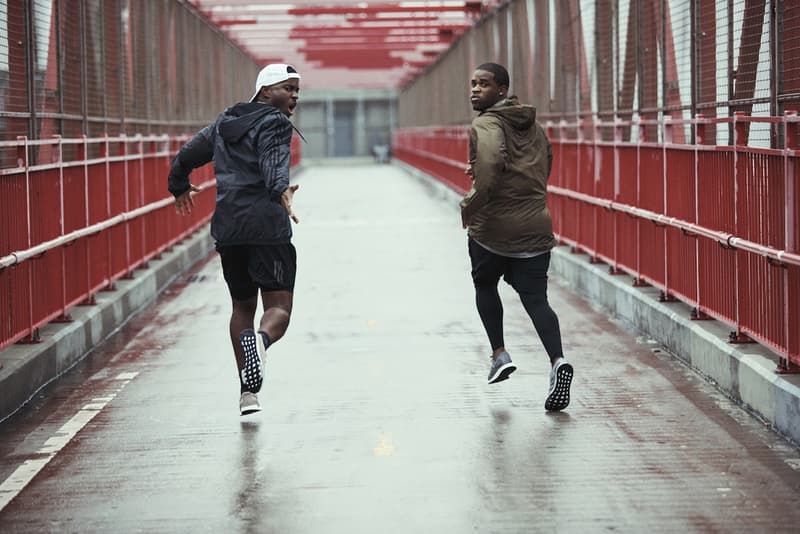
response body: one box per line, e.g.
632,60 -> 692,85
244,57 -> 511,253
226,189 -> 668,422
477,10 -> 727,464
468,237 -> 550,294
217,243 -> 297,300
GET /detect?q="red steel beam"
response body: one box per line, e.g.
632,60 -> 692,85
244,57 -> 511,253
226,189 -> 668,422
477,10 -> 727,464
298,36 -> 449,44
299,43 -> 432,51
696,0 -> 718,111
289,25 -> 469,37
291,22 -> 471,31
213,18 -> 258,26
640,0 -> 659,121
530,0 -> 550,109
290,29 -> 441,38
643,0 -> 684,142
731,0 -> 767,143
288,3 -> 482,16
595,0 -> 613,120
211,14 -> 471,24
305,55 -> 406,67
233,22 -> 470,35
784,1 -> 800,103
618,0 -> 637,119
206,16 -> 341,25
343,15 -> 464,23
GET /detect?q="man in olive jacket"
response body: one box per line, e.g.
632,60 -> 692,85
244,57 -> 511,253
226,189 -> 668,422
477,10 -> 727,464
461,62 -> 573,411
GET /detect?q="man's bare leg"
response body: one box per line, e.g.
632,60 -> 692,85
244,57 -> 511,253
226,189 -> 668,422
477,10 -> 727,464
257,289 -> 293,345
229,295 -> 258,373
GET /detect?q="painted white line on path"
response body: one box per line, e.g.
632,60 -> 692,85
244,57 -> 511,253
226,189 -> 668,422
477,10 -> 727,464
0,372 -> 139,513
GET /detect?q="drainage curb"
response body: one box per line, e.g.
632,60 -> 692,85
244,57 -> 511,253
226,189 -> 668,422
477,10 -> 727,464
0,226 -> 214,423
549,248 -> 800,446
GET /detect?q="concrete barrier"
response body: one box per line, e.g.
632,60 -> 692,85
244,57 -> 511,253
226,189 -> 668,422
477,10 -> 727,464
0,227 -> 215,423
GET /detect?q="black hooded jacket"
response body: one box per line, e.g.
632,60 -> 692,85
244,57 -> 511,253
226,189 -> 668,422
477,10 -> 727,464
168,102 -> 294,246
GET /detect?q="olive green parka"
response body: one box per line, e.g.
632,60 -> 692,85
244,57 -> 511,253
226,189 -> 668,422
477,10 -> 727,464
460,96 -> 557,254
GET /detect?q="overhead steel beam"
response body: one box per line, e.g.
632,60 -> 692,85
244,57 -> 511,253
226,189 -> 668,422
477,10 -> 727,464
297,36 -> 450,44
230,21 -> 470,33
299,43 -> 437,51
288,3 -> 483,16
290,29 -> 441,38
289,24 -> 470,34
189,0 -> 483,88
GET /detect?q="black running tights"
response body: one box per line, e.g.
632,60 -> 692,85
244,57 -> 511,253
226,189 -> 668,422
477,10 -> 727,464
469,239 -> 564,362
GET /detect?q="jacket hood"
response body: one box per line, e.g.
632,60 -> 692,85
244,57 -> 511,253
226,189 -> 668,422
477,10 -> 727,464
218,102 -> 281,143
481,96 -> 536,131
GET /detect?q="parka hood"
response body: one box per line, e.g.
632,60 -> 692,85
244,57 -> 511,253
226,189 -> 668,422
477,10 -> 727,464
481,96 -> 536,131
218,102 -> 281,143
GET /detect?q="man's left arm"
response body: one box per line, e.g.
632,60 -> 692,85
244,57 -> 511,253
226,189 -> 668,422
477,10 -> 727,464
257,118 -> 299,222
256,118 -> 293,199
543,125 -> 553,179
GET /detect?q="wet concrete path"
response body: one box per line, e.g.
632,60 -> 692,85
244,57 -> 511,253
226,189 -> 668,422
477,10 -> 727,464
1,164 -> 799,533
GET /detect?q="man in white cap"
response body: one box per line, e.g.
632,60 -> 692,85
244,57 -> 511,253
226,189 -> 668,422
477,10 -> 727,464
167,64 -> 302,416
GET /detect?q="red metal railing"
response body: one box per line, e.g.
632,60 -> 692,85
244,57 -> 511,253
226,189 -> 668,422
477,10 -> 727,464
393,112 -> 799,370
0,133 -> 303,351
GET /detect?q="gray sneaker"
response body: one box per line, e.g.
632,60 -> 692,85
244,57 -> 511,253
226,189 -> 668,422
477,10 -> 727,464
545,358 -> 573,411
240,392 -> 261,416
487,351 -> 517,384
239,329 -> 265,393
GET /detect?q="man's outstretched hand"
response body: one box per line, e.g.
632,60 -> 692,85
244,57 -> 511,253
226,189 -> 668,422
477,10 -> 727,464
281,184 -> 300,223
174,185 -> 201,215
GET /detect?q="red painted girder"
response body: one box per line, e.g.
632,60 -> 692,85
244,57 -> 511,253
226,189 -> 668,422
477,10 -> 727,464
343,14 -> 464,23
310,64 -> 406,70
213,14 -> 455,24
227,19 -> 469,34
234,26 -> 438,36
289,22 -> 471,31
290,29 -> 441,38
298,36 -> 449,44
300,48 -> 410,57
288,3 -> 482,16
299,43 -> 432,51
288,25 -> 470,37
208,12 -> 469,23
307,55 -> 406,62
213,19 -> 258,26
305,56 -> 406,67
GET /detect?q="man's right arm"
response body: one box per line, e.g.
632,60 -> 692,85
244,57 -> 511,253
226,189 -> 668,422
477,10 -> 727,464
168,124 -> 214,197
460,116 -> 506,224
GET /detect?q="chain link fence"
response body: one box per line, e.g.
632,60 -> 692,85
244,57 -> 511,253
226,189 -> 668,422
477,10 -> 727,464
399,0 -> 800,148
0,0 -> 259,165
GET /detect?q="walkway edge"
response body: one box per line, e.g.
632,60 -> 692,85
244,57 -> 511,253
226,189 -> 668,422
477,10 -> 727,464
0,227 -> 214,423
550,249 -> 800,445
398,161 -> 800,446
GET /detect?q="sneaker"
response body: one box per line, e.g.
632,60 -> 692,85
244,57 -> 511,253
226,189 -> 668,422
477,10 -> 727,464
239,329 -> 265,393
239,392 -> 261,416
545,358 -> 573,411
487,351 -> 517,384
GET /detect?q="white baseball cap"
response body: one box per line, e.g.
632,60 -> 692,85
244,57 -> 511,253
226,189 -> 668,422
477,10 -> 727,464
250,63 -> 301,102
